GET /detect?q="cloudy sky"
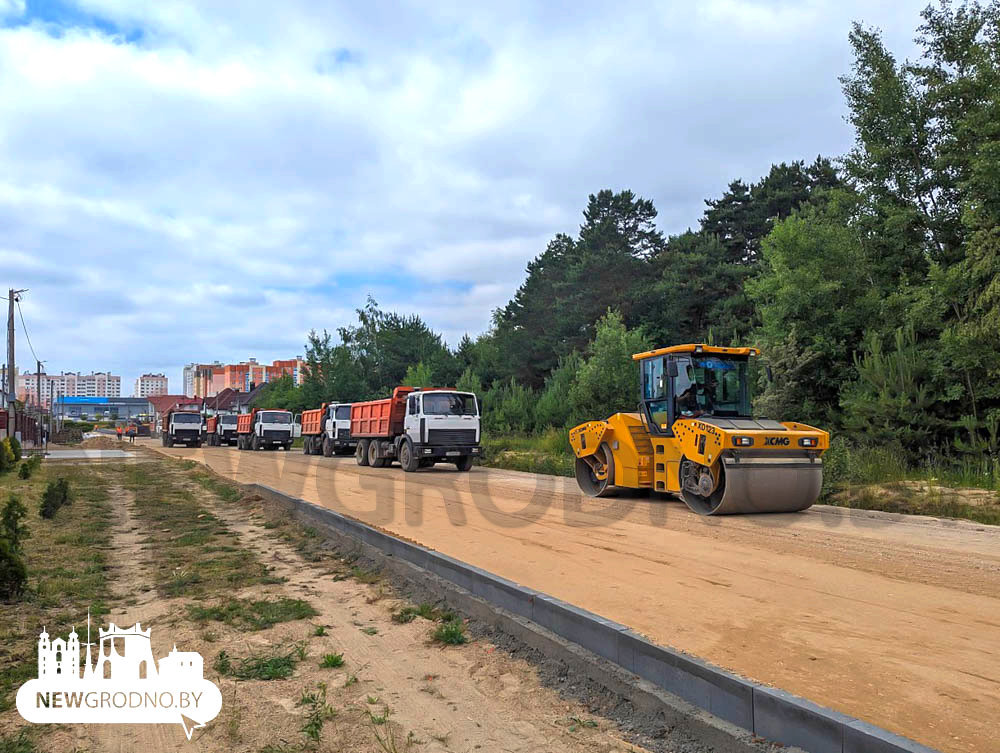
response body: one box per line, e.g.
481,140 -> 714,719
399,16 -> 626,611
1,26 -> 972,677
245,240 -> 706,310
1,0 -> 924,395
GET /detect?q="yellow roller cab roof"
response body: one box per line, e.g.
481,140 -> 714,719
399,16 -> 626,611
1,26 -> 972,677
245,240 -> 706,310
631,344 -> 760,361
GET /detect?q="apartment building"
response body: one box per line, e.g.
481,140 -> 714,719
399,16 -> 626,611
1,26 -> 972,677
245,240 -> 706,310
134,373 -> 169,398
18,371 -> 122,409
183,357 -> 305,398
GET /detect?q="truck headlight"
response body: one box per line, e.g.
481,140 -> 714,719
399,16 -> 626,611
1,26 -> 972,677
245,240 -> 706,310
799,437 -> 818,447
732,436 -> 753,447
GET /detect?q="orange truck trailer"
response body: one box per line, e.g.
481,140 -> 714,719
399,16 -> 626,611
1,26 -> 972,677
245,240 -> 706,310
351,386 -> 481,472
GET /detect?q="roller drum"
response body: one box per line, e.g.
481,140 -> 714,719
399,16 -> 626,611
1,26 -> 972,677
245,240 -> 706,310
681,456 -> 823,515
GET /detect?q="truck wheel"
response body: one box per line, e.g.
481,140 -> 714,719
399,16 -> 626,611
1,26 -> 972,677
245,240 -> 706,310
455,455 -> 473,472
284,443 -> 292,451
399,439 -> 419,473
161,435 -> 167,447
356,439 -> 370,466
193,440 -> 202,449
302,436 -> 311,455
368,440 -> 386,468
323,437 -> 334,457
419,458 -> 434,468
252,435 -> 262,451
166,436 -> 174,448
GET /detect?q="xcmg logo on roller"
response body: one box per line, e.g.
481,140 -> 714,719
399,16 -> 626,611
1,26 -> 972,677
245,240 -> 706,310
764,436 -> 790,446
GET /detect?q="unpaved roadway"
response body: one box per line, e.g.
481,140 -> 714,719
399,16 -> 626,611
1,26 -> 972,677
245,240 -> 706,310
147,441 -> 1000,753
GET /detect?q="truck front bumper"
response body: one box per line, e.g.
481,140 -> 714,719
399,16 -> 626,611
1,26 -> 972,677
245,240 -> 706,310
416,444 -> 481,459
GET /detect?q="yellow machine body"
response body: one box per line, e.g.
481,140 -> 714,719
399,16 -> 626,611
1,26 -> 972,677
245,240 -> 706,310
569,344 -> 830,515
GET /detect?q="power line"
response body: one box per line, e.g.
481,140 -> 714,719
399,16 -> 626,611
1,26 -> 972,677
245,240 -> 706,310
16,299 -> 40,365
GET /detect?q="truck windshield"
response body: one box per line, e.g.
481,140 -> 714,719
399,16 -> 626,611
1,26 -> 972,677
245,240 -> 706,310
674,355 -> 750,418
423,393 -> 478,416
260,411 -> 292,423
220,415 -> 238,425
334,405 -> 351,420
173,414 -> 201,424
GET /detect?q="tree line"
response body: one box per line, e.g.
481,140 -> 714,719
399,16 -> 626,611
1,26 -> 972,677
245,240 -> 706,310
258,2 -> 1000,463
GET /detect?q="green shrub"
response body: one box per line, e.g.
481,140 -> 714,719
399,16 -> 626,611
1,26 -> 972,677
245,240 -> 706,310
0,538 -> 27,601
8,436 -> 21,463
0,440 -> 12,474
40,478 -> 71,519
1,494 -> 29,553
17,463 -> 30,480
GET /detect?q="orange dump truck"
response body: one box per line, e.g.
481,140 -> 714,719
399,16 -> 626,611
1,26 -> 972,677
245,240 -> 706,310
300,402 -> 355,456
205,414 -> 239,446
236,408 -> 295,451
351,386 -> 481,472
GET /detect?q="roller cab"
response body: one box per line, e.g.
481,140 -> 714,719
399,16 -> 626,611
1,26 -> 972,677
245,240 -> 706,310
570,344 -> 829,515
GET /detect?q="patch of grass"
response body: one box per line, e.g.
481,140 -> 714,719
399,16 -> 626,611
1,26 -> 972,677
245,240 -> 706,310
0,464 -> 113,712
336,565 -> 380,584
391,602 -> 453,624
319,652 -> 344,668
344,674 -> 358,687
213,648 -> 301,681
360,626 -> 378,636
0,729 -> 37,753
431,619 -> 467,646
312,625 -> 327,637
480,429 -> 574,477
190,471 -> 244,503
117,462 -> 273,596
188,597 -> 319,631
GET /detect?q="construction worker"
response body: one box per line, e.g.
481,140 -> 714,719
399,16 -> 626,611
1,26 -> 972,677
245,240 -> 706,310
127,425 -> 136,444
116,425 -> 123,441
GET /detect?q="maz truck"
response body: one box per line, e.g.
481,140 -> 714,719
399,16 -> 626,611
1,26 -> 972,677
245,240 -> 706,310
162,407 -> 203,448
205,414 -> 239,446
300,402 -> 356,456
351,387 -> 480,472
236,408 -> 295,451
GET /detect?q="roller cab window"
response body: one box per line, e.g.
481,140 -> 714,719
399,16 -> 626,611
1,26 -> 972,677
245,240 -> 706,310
673,355 -> 750,418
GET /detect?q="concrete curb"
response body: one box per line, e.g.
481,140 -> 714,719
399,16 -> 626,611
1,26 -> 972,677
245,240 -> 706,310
247,483 -> 937,753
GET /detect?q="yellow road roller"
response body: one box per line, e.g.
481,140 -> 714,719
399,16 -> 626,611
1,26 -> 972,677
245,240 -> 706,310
568,344 -> 829,515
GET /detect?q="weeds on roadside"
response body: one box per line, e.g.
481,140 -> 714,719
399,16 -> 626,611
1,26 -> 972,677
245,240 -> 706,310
391,603 -> 454,624
189,598 -> 318,631
319,653 -> 344,669
297,682 -> 336,743
312,625 -> 327,637
213,647 -> 302,681
431,619 -> 467,646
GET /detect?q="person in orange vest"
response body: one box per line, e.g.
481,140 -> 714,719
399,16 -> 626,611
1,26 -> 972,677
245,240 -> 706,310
116,425 -> 123,441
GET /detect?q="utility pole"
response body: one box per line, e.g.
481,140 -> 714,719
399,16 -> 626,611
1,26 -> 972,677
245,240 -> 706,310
36,359 -> 43,449
7,289 -> 27,440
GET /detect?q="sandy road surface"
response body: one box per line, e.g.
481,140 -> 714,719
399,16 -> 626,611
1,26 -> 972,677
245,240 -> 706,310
146,441 -> 1000,753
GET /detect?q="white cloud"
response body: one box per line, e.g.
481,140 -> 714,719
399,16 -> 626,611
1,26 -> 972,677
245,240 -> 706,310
0,1 -> 925,391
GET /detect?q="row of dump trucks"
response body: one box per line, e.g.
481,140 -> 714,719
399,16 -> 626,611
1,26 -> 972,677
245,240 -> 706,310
162,387 -> 482,472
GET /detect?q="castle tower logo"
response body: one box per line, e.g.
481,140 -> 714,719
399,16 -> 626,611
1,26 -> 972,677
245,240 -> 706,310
16,612 -> 221,739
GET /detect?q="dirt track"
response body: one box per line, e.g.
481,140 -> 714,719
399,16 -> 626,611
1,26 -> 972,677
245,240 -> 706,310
147,441 -> 1000,753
